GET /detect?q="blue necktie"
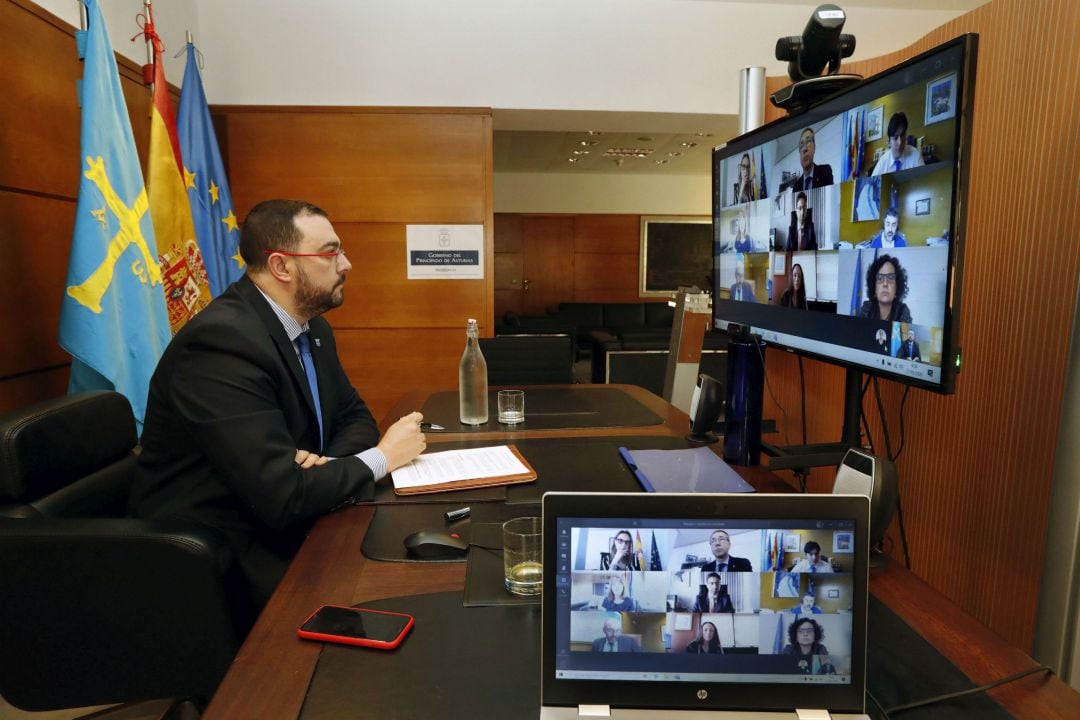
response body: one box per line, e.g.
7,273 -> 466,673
893,159 -> 901,173
296,332 -> 323,451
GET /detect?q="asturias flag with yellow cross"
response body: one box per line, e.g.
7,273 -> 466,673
59,0 -> 172,429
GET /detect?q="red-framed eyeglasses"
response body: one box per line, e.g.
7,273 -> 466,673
263,249 -> 347,259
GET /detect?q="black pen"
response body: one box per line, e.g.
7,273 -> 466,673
420,422 -> 446,431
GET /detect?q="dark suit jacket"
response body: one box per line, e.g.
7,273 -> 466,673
898,340 -> 922,360
592,636 -> 642,652
130,275 -> 381,610
787,216 -> 818,251
692,594 -> 735,613
699,556 -> 753,572
783,163 -> 834,192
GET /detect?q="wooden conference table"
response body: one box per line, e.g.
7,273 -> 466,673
202,385 -> 1079,720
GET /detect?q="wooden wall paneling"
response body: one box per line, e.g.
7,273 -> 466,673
494,214 -> 525,320
0,191 -> 76,377
573,254 -> 640,302
763,0 -> 1080,650
330,222 -> 487,329
336,329 -> 464,421
521,216 -> 575,315
0,0 -> 178,412
0,367 -> 70,416
219,111 -> 490,225
573,215 -> 640,254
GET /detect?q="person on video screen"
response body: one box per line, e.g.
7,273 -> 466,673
875,329 -> 890,354
699,529 -> 753,572
693,572 -> 735,613
898,329 -> 922,361
733,208 -> 753,253
782,618 -> 830,657
789,592 -> 824,615
733,152 -> 757,204
592,617 -> 642,652
601,529 -> 641,571
787,192 -> 817,251
780,263 -> 808,310
859,254 -> 912,323
863,208 -> 907,249
729,259 -> 756,303
790,541 -> 834,573
601,573 -> 640,612
686,621 -> 724,654
871,112 -> 925,176
782,127 -> 834,193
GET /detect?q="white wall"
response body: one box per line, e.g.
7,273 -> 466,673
495,171 -> 710,214
32,0 -> 197,86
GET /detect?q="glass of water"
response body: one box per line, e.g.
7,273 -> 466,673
497,389 -> 525,424
502,516 -> 542,595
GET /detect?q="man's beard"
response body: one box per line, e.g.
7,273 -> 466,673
295,265 -> 344,319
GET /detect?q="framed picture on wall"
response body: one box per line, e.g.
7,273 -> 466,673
832,531 -> 854,554
865,104 -> 884,141
639,216 -> 713,297
925,73 -> 957,125
783,533 -> 801,552
915,197 -> 932,215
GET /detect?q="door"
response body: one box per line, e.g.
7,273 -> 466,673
494,215 -> 575,319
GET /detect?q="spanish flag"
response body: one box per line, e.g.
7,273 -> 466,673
143,10 -> 211,332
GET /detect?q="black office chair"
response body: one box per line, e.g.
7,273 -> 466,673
0,391 -> 243,717
481,335 -> 574,385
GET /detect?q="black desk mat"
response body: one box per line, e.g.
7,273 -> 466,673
361,502 -> 475,563
299,592 -> 540,720
368,433 -> 688,508
865,595 -> 1012,719
462,500 -> 543,607
301,592 -> 1017,720
419,386 -> 663,431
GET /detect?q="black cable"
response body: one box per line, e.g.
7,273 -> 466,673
892,385 -> 911,462
884,665 -> 1053,715
872,377 -> 910,569
797,356 -> 807,446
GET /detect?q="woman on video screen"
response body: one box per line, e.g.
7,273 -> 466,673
780,263 -> 808,310
859,254 -> 912,323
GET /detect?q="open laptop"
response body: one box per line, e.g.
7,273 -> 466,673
541,492 -> 871,719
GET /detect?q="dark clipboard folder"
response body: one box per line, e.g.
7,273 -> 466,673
618,446 -> 754,493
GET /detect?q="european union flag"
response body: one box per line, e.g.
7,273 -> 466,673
178,43 -> 243,297
58,0 -> 171,430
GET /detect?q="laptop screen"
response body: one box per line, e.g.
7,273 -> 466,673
543,492 -> 869,715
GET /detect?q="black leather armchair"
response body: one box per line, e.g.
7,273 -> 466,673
0,391 -> 243,716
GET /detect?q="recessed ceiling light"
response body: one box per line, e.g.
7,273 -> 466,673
568,157 -> 579,163
586,130 -> 603,135
680,141 -> 698,148
637,136 -> 653,142
667,152 -> 682,157
572,149 -> 590,155
604,147 -> 654,157
580,140 -> 599,146
654,159 -> 669,164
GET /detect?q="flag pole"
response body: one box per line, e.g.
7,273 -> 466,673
142,0 -> 155,104
79,1 -> 88,31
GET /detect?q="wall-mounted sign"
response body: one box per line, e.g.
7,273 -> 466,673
406,224 -> 484,279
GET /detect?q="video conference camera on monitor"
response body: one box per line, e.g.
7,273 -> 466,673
771,4 -> 862,114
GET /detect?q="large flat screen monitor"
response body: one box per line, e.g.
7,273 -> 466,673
712,34 -> 977,395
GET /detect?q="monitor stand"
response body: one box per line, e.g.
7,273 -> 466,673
762,367 -> 862,470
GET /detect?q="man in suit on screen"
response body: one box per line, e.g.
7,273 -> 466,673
781,127 -> 834,193
130,199 -> 427,616
592,618 -> 643,652
699,529 -> 753,572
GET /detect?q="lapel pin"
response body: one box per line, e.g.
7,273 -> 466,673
314,338 -> 321,348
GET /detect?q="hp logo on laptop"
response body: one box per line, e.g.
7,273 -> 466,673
696,690 -> 708,700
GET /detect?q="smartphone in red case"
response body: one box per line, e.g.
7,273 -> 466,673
298,605 -> 414,649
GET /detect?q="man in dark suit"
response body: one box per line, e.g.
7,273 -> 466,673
592,618 -> 643,652
786,191 -> 817,251
699,529 -> 753,572
781,127 -> 834,193
898,330 -> 922,361
130,199 -> 427,615
729,261 -> 757,303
